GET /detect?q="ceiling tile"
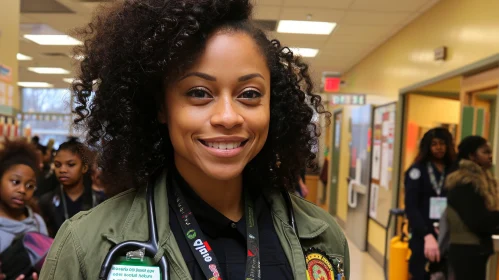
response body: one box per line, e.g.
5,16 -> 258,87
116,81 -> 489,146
322,41 -> 375,54
340,11 -> 411,25
274,33 -> 329,48
279,7 -> 345,22
419,0 -> 440,12
253,5 -> 281,20
282,0 -> 355,9
350,0 -> 428,12
254,0 -> 284,5
333,24 -> 394,37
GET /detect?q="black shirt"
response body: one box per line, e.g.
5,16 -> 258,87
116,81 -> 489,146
168,173 -> 294,280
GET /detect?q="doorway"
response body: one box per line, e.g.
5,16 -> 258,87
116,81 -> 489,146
329,110 -> 342,216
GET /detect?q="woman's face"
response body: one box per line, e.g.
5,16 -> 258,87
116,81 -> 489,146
430,138 -> 447,160
54,150 -> 88,187
0,164 -> 36,212
161,32 -> 271,181
471,143 -> 493,169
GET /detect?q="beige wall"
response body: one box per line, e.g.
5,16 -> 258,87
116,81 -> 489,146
341,0 -> 499,99
0,0 -> 20,110
326,0 -> 499,260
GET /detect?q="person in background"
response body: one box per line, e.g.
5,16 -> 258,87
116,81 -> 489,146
446,135 -> 499,280
0,140 -> 48,280
295,168 -> 309,198
33,145 -> 57,198
404,127 -> 456,280
38,138 -> 99,237
90,161 -> 106,205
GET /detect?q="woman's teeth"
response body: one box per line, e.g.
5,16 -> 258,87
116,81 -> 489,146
205,142 -> 242,150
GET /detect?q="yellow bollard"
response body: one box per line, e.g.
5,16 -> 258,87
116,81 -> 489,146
389,235 -> 409,280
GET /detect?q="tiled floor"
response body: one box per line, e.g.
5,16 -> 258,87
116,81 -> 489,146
348,238 -> 385,280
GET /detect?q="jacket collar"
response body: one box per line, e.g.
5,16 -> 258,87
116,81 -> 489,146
112,171 -> 328,244
266,190 -> 329,239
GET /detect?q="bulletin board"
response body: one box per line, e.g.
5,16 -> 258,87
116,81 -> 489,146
368,102 -> 397,227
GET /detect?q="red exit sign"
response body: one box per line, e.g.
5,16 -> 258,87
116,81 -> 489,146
324,77 -> 341,92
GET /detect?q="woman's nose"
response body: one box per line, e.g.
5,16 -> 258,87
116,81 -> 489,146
210,95 -> 244,129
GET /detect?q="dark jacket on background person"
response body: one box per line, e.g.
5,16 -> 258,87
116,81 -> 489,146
39,170 -> 350,280
404,161 -> 449,280
446,159 -> 499,280
38,177 -> 100,238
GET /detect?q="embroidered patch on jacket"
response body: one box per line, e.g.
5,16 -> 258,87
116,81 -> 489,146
305,248 -> 335,280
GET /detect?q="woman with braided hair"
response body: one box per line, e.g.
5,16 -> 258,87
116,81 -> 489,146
40,0 -> 349,279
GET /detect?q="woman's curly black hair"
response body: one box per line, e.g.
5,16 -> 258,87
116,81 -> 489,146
72,0 -> 331,195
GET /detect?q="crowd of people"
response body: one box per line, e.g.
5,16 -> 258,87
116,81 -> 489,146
0,136 -> 106,279
405,128 -> 498,280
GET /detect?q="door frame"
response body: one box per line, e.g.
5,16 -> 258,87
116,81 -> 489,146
394,54 -> 499,225
460,68 -> 499,176
328,108 -> 343,216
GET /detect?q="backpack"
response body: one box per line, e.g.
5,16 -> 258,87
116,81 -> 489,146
0,232 -> 53,279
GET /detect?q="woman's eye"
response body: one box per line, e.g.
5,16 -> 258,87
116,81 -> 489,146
239,90 -> 262,99
11,180 -> 20,185
186,88 -> 212,99
26,184 -> 36,190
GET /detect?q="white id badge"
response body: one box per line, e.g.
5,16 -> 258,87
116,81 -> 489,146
429,197 -> 447,220
107,265 -> 161,280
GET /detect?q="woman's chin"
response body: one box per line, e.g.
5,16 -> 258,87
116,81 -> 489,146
201,165 -> 245,182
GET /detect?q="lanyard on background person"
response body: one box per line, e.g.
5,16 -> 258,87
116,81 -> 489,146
170,184 -> 261,280
427,162 -> 445,196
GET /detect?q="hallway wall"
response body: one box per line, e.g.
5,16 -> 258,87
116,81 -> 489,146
341,0 -> 499,99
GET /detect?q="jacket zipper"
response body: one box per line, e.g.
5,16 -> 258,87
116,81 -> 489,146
328,255 -> 345,280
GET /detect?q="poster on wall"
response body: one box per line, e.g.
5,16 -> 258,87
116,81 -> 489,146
368,102 -> 397,227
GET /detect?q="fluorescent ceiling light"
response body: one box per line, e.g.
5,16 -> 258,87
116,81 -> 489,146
17,53 -> 33,61
23,34 -> 82,46
289,48 -> 319,58
18,82 -> 54,88
63,78 -> 74,83
28,67 -> 70,74
277,20 -> 337,35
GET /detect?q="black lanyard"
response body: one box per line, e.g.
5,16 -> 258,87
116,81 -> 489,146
171,184 -> 261,280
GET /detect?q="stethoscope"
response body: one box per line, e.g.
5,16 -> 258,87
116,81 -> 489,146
98,180 -> 300,280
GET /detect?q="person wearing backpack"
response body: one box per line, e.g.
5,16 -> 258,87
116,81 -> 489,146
0,140 -> 50,280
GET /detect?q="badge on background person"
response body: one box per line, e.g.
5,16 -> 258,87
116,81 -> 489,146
409,168 -> 421,180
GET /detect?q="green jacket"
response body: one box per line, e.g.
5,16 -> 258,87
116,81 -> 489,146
39,172 -> 350,279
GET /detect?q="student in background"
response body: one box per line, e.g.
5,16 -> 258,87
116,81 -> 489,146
404,128 -> 456,280
446,135 -> 499,280
38,139 -> 100,237
0,140 -> 48,280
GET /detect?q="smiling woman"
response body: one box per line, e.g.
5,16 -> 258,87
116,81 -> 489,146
39,1 -> 350,280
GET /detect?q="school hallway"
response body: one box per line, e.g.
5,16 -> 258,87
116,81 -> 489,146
348,238 -> 385,280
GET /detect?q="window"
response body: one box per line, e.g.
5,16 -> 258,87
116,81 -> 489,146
21,88 -> 74,148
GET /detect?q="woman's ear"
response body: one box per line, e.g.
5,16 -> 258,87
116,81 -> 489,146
82,164 -> 89,174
